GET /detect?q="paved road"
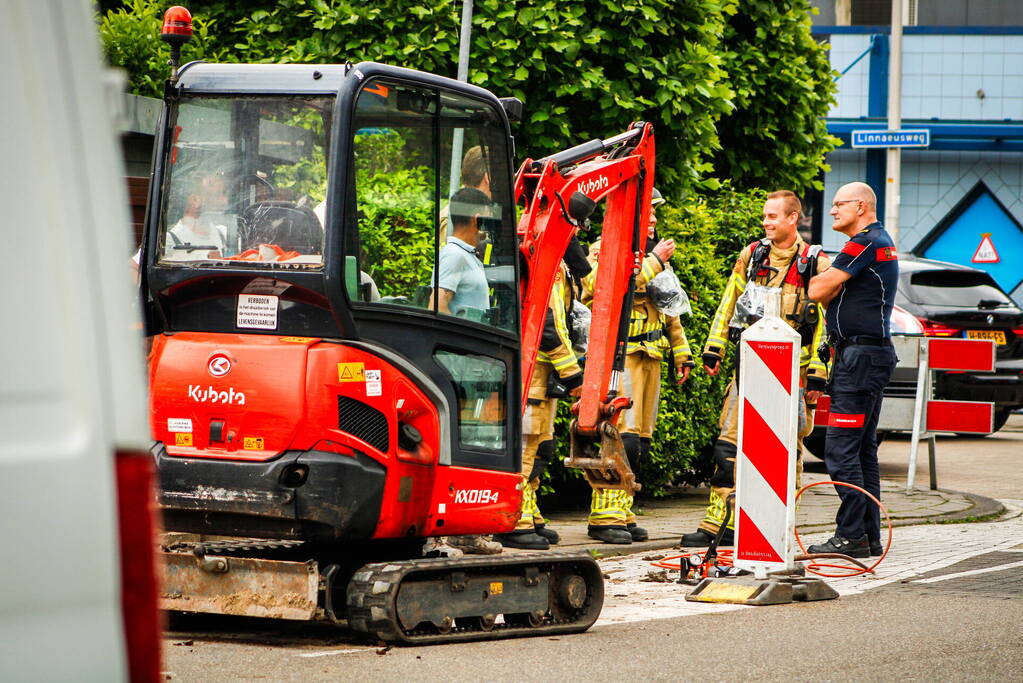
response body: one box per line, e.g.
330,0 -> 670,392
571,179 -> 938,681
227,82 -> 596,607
162,418 -> 1023,681
162,519 -> 1023,681
162,503 -> 1023,681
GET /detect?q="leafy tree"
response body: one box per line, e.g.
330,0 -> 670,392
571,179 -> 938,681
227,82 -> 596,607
100,2 -> 834,490
100,0 -> 226,95
352,130 -> 435,299
712,0 -> 839,193
100,1 -> 836,194
100,0 -> 733,194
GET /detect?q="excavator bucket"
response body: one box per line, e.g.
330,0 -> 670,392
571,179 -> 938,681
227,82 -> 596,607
565,420 -> 640,494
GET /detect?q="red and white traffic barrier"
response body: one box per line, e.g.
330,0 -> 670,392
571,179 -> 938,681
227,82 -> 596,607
811,336 -> 996,493
734,293 -> 801,578
906,337 -> 996,492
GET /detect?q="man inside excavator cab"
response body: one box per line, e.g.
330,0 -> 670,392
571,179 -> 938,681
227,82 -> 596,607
161,172 -> 233,261
431,187 -> 493,320
157,95 -> 331,265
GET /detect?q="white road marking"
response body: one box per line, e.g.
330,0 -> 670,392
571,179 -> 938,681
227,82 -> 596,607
295,648 -> 374,658
910,560 -> 1023,584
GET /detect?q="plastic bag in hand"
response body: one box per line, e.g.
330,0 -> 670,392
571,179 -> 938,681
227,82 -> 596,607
646,269 -> 692,317
569,300 -> 591,354
729,281 -> 776,329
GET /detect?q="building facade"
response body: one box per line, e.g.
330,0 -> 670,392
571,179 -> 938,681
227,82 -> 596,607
810,0 -> 1023,301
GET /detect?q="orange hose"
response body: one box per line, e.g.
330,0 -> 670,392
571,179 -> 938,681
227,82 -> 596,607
650,480 -> 892,579
794,480 -> 892,578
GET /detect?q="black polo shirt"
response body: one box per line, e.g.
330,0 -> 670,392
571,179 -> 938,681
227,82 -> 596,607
825,222 -> 899,341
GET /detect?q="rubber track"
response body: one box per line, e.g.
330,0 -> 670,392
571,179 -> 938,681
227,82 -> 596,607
346,550 -> 604,644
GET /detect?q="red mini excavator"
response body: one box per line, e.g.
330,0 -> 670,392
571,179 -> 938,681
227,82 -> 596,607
144,8 -> 654,643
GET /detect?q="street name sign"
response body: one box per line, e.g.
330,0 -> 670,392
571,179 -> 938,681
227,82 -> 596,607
851,129 -> 930,148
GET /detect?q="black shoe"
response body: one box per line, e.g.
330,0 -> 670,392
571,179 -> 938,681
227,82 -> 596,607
587,526 -> 633,544
869,539 -> 883,556
627,523 -> 649,542
680,528 -> 734,547
807,535 -> 869,558
495,530 -> 550,550
534,524 -> 560,545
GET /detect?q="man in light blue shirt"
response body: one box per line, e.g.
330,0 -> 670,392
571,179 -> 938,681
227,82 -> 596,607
433,187 -> 491,319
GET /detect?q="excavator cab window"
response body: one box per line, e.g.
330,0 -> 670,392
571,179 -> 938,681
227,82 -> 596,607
157,96 -> 331,266
345,78 -> 520,468
347,81 -> 517,333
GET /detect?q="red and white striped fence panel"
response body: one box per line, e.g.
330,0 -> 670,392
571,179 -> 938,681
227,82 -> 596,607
735,300 -> 801,577
811,336 -> 996,492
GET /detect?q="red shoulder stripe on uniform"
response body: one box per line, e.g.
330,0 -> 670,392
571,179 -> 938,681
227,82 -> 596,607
876,246 -> 898,262
841,241 -> 867,257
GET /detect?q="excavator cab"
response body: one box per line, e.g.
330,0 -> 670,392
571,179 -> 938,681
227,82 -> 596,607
143,63 -> 524,499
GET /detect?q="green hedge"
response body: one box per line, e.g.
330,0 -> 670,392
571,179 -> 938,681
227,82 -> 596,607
541,185 -> 765,504
99,0 -> 836,195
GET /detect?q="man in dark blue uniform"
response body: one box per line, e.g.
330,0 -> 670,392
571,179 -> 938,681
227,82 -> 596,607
807,182 -> 899,558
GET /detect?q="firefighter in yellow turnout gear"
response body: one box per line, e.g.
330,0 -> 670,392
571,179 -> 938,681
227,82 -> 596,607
584,189 -> 695,544
681,190 -> 830,547
495,253 -> 588,550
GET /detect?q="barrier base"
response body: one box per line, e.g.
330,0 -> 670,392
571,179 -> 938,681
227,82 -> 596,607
685,575 -> 839,606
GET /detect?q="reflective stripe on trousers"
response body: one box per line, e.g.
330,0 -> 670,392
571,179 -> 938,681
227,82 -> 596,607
588,488 -> 636,526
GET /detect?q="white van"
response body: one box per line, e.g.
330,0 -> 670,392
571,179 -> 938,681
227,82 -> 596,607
0,1 -> 158,680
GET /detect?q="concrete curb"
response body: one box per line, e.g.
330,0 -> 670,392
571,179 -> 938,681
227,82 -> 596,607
562,489 -> 1007,559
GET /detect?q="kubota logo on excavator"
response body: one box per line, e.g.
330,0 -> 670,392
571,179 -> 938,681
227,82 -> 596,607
578,175 -> 609,197
188,385 -> 247,405
453,489 -> 499,505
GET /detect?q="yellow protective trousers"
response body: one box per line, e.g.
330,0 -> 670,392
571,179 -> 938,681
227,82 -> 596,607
587,488 -> 637,528
518,369 -> 557,530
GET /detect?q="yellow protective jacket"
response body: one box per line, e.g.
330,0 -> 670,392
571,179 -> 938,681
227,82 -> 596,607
703,236 -> 830,383
582,241 -> 694,370
531,263 -> 583,400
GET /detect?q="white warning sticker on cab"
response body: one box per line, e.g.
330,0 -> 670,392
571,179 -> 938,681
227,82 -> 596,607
167,418 -> 193,433
236,294 -> 279,330
365,369 -> 382,397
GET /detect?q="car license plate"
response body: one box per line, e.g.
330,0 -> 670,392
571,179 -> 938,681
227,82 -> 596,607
966,329 -> 1007,345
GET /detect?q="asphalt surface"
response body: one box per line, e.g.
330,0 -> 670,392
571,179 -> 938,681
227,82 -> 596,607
162,416 -> 1023,681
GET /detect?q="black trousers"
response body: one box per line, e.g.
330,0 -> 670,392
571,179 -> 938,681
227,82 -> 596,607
823,344 -> 898,541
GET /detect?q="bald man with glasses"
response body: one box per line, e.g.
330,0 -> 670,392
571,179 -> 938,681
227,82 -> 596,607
806,182 -> 899,559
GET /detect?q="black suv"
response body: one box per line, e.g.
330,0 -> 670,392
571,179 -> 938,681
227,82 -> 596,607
895,255 -> 1023,431
805,255 -> 1023,458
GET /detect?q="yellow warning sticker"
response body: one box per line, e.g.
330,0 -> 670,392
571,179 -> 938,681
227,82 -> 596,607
280,336 -> 316,343
489,582 -> 504,595
337,362 -> 365,382
689,581 -> 758,604
174,433 -> 193,446
243,437 -> 265,450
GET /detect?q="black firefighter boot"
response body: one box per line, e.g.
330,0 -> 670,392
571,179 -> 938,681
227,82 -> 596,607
495,529 -> 550,550
534,524 -> 560,544
621,434 -> 648,542
680,527 -> 734,547
681,440 -> 736,546
587,525 -> 633,544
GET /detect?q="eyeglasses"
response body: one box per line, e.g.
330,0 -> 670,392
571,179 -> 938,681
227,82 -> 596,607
831,199 -> 861,209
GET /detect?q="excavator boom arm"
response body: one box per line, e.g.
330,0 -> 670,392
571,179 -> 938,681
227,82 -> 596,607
515,122 -> 655,431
